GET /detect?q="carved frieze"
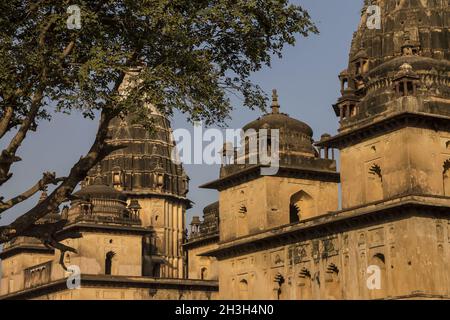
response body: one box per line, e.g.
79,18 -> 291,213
271,250 -> 284,268
288,243 -> 309,265
368,227 -> 385,248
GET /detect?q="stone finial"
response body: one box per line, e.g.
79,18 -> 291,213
271,89 -> 280,114
400,63 -> 413,72
395,63 -> 418,79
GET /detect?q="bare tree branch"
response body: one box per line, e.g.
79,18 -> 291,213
0,172 -> 65,214
0,106 -> 14,138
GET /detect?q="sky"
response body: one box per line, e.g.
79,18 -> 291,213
0,0 -> 363,228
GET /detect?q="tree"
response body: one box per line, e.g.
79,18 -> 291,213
0,0 -> 317,254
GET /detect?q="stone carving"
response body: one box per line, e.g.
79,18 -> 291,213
288,244 -> 309,265
321,238 -> 337,259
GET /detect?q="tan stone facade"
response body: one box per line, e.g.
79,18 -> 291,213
188,0 -> 450,300
0,87 -> 217,299
206,197 -> 450,300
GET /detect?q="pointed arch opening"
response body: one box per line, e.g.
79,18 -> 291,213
152,263 -> 161,277
105,251 -> 116,275
366,163 -> 383,202
369,253 -> 387,299
238,279 -> 249,300
200,267 -> 208,280
289,190 -> 314,222
443,159 -> 450,196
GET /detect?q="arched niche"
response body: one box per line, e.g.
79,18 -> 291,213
366,163 -> 383,202
238,279 -> 249,300
443,159 -> 450,196
369,253 -> 387,299
200,267 -> 208,280
105,251 -> 116,275
289,190 -> 315,222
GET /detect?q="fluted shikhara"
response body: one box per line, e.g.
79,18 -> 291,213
86,107 -> 191,278
85,111 -> 189,199
328,0 -> 449,134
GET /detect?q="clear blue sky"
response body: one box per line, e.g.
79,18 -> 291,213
0,0 -> 362,227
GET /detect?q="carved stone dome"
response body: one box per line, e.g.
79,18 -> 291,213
351,0 -> 449,68
243,113 -> 313,137
69,175 -> 134,223
75,174 -> 126,201
331,0 -> 450,130
74,182 -> 127,201
85,108 -> 189,199
242,90 -> 316,157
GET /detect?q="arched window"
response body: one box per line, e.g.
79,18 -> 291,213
200,267 -> 208,280
236,201 -> 249,237
105,251 -> 116,275
152,263 -> 161,278
325,263 -> 341,299
290,190 -> 314,222
369,253 -> 387,299
396,80 -> 417,96
289,203 -> 300,223
349,104 -> 357,117
238,279 -> 249,300
367,163 -> 383,202
443,159 -> 450,196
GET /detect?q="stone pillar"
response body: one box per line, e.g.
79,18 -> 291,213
164,200 -> 169,278
172,203 -> 177,278
168,202 -> 173,278
178,204 -> 184,278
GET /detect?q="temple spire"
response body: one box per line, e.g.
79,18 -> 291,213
271,89 -> 280,114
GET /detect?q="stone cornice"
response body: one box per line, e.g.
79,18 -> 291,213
200,165 -> 340,191
316,111 -> 450,149
183,233 -> 219,249
124,190 -> 191,204
383,292 -> 450,300
58,222 -> 153,236
0,246 -> 54,260
0,275 -> 218,300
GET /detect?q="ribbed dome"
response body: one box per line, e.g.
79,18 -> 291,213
85,109 -> 189,199
351,0 -> 449,68
367,55 -> 450,78
74,183 -> 126,201
69,174 -> 132,222
76,173 -> 126,200
243,113 -> 313,137
331,0 -> 450,129
242,90 -> 316,156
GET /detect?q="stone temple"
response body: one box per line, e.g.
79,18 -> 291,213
1,0 -> 449,299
